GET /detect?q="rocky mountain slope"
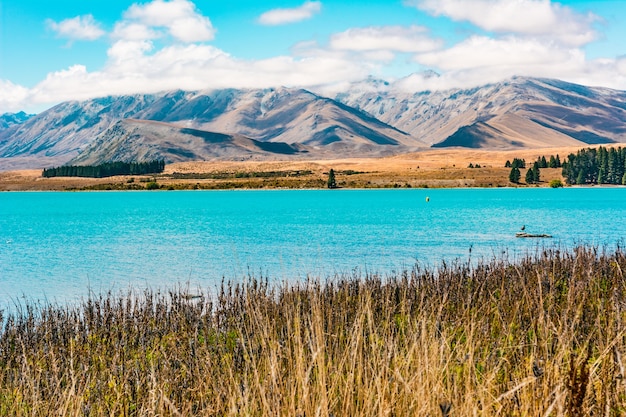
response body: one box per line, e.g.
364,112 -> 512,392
0,88 -> 420,169
71,119 -> 310,165
1,76 -> 625,169
0,111 -> 34,131
335,76 -> 626,149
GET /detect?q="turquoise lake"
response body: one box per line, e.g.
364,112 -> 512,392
0,188 -> 624,307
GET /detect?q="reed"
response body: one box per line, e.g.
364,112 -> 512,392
1,246 -> 625,415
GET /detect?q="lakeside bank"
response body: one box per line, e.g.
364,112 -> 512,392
0,247 -> 624,415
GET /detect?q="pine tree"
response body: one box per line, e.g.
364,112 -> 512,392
549,155 -> 557,168
525,169 -> 535,184
327,169 -> 337,189
509,167 -> 521,183
511,158 -> 526,169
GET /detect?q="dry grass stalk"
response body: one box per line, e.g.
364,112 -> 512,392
0,246 -> 625,415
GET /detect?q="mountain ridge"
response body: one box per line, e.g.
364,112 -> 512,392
1,76 -> 625,170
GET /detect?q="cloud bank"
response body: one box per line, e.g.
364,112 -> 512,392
330,26 -> 442,54
1,0 -> 626,114
411,0 -> 598,46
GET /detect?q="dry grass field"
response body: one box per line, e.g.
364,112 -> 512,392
1,247 -> 625,415
0,146 -> 600,191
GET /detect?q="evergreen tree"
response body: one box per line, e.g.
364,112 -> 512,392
608,148 -> 619,184
327,169 -> 337,189
598,167 -> 607,184
533,166 -> 540,183
511,158 -> 526,169
509,167 -> 521,183
548,155 -> 557,168
41,160 -> 165,178
525,169 -> 535,184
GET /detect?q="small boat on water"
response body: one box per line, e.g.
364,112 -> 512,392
515,232 -> 552,238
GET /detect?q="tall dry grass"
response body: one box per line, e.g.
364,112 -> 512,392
1,246 -> 626,415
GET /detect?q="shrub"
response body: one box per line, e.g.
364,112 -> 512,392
549,179 -> 564,188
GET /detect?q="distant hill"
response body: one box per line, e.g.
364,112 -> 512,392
1,76 -> 625,170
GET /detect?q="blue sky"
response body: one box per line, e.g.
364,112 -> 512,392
1,0 -> 625,113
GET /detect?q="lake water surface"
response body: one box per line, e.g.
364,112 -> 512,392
1,188 -> 624,306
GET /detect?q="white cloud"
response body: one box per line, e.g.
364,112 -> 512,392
330,26 -> 442,54
3,0 -> 626,114
401,35 -> 608,91
46,15 -> 105,41
258,1 -> 322,26
112,22 -> 159,41
410,0 -> 598,46
123,0 -> 215,42
416,35 -> 583,71
0,80 -> 30,113
0,42 -> 369,113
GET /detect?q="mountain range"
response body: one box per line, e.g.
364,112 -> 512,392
1,76 -> 625,170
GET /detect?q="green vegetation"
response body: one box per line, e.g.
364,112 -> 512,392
562,146 -> 626,185
505,158 -> 526,169
71,178 -> 328,191
525,162 -> 541,185
327,168 -> 337,189
145,181 -> 160,190
0,247 -> 625,415
338,169 -> 366,176
525,167 -> 535,184
170,170 -> 313,180
548,154 -> 562,168
549,179 -> 564,188
508,166 -> 521,183
42,160 -> 165,178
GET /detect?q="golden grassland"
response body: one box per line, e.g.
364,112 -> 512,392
1,247 -> 625,415
0,146 -> 591,191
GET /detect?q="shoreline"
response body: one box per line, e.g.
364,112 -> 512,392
3,144 -> 625,191
0,247 -> 624,415
0,148 -> 572,191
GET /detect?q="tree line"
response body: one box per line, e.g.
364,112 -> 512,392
42,160 -> 165,178
506,155 -> 563,184
505,146 -> 626,186
562,146 -> 626,185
